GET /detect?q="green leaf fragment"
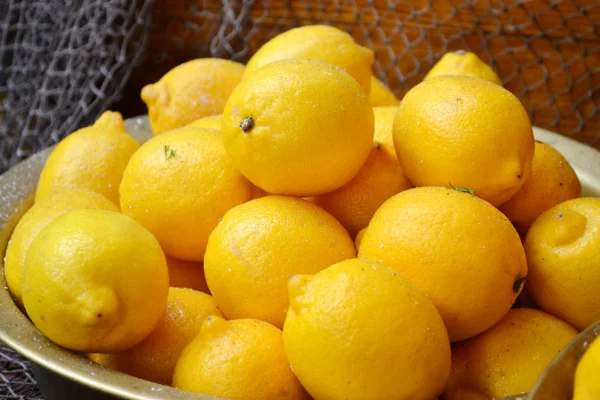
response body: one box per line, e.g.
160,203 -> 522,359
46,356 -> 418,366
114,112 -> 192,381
163,144 -> 176,160
449,183 -> 475,195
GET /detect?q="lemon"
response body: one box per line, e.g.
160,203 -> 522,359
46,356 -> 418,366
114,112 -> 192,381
245,25 -> 373,93
359,187 -> 527,341
373,106 -> 398,147
89,288 -> 221,385
312,143 -> 411,236
574,336 -> 600,400
5,190 -> 117,306
119,127 -> 252,261
142,58 -> 244,134
524,197 -> 600,330
22,209 -> 168,353
185,114 -> 222,131
393,75 -> 534,206
35,111 -> 139,205
500,141 -> 581,235
425,51 -> 502,84
283,258 -> 451,400
443,308 -> 577,399
173,316 -> 308,400
355,227 -> 367,251
223,59 -> 374,196
370,76 -> 400,106
204,195 -> 355,328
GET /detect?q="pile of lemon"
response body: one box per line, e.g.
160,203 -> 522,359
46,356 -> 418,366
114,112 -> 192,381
4,25 -> 600,400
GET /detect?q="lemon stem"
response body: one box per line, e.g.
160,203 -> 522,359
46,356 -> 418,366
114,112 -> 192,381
240,117 -> 254,133
513,276 -> 525,293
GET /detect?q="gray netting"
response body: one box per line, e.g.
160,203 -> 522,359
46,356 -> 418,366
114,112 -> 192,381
0,348 -> 41,400
0,0 -> 152,172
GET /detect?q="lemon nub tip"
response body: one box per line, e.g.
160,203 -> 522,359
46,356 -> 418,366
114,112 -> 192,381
94,111 -> 124,130
141,85 -> 157,102
80,288 -> 121,327
548,209 -> 588,246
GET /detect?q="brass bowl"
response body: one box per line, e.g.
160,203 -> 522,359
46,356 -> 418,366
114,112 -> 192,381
0,117 -> 599,400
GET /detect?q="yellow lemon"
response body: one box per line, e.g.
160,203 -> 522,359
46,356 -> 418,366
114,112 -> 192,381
89,288 -> 222,385
574,335 -> 600,400
5,190 -> 117,307
312,143 -> 411,237
185,114 -> 222,131
173,316 -> 308,400
204,195 -> 355,328
35,111 -> 139,205
393,75 -> 534,206
355,227 -> 367,251
223,59 -> 374,196
524,197 -> 600,330
156,115 -> 264,203
425,51 -> 502,85
500,141 -> 581,235
142,58 -> 244,134
166,257 -> 210,294
245,25 -> 373,93
369,76 -> 400,106
373,106 -> 398,147
443,308 -> 577,399
120,127 -> 251,261
359,187 -> 527,341
22,209 -> 168,353
283,258 -> 451,400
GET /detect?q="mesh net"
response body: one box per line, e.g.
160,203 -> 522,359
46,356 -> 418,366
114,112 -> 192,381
140,0 -> 599,147
0,348 -> 41,399
1,0 -> 600,396
0,0 -> 152,172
